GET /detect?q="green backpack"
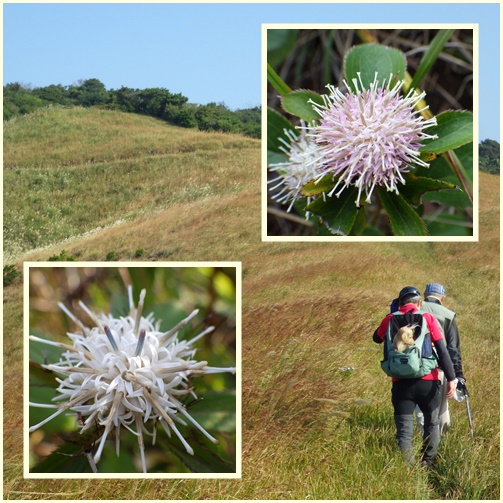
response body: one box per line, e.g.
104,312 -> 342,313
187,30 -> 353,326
380,310 -> 438,379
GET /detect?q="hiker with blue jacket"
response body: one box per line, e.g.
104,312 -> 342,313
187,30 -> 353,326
373,286 -> 456,467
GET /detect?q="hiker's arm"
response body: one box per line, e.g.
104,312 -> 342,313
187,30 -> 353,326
373,314 -> 392,343
445,315 -> 464,379
433,338 -> 456,383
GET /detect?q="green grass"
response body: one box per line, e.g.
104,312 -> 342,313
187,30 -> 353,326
4,106 -> 256,169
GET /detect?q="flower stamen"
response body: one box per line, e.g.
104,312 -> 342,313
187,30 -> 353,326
306,72 -> 438,207
29,288 -> 236,473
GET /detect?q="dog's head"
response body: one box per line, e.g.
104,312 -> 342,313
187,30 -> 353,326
395,324 -> 418,346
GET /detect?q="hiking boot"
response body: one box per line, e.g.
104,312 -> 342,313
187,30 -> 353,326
420,457 -> 437,470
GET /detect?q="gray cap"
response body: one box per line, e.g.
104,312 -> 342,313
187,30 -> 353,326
425,283 -> 446,296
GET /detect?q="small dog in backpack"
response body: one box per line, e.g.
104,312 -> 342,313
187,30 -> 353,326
393,324 -> 418,352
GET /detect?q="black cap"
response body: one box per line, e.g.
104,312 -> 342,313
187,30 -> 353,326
398,286 -> 421,300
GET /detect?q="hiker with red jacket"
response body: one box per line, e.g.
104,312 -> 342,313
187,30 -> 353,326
373,286 -> 456,467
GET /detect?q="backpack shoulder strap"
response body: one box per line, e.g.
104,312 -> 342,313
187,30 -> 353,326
413,311 -> 435,357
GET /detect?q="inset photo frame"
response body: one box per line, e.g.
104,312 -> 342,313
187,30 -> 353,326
25,262 -> 241,479
263,25 -> 478,242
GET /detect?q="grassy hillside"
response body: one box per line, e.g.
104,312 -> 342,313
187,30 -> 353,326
4,107 -> 259,261
3,108 -> 500,499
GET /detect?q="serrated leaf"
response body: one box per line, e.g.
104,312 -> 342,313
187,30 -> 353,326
400,174 -> 459,206
267,108 -> 295,153
420,110 -> 473,154
378,189 -> 428,236
344,44 -> 406,91
281,90 -> 323,122
301,174 -> 335,197
306,187 -> 360,235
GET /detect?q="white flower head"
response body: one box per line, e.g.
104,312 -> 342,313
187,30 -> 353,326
268,119 -> 323,213
306,72 -> 438,207
29,286 -> 236,473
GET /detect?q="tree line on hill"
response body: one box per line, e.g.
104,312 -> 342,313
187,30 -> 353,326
3,78 -> 260,138
479,139 -> 500,175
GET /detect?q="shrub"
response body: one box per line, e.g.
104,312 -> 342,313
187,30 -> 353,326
3,265 -> 19,286
48,250 -> 77,261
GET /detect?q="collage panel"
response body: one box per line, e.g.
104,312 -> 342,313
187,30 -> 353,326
2,2 -> 500,500
24,263 -> 240,478
264,25 -> 476,241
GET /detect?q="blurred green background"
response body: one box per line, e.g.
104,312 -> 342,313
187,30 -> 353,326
28,265 -> 238,474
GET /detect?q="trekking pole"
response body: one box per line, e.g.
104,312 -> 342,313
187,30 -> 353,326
458,378 -> 474,439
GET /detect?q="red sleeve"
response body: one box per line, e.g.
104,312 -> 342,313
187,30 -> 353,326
375,313 -> 393,340
423,312 -> 443,342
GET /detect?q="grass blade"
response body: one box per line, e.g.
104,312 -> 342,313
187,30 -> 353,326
410,29 -> 455,91
267,63 -> 292,96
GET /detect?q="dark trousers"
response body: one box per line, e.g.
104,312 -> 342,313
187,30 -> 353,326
391,379 -> 441,464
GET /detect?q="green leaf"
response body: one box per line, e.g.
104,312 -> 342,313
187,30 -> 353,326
267,108 -> 295,153
267,29 -> 298,67
415,142 -> 473,207
378,189 -> 428,236
29,359 -> 59,387
425,210 -> 473,236
268,150 -> 287,166
420,110 -> 473,154
306,188 -> 360,235
410,29 -> 455,91
189,391 -> 236,434
29,336 -> 64,366
349,205 -> 368,236
344,44 -> 406,91
267,63 -> 292,96
158,435 -> 236,473
301,174 -> 335,197
281,90 -> 323,122
31,440 -> 96,473
399,174 -> 459,206
148,302 -> 191,333
29,385 -> 75,434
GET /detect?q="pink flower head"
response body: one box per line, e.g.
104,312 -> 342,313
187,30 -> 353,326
306,72 -> 438,207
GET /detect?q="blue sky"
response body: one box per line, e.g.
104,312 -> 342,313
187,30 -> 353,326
3,2 -> 500,141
